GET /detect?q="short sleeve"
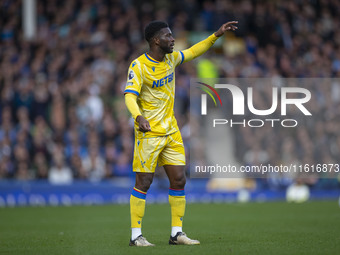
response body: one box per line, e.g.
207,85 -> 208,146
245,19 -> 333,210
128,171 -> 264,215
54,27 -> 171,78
124,60 -> 143,96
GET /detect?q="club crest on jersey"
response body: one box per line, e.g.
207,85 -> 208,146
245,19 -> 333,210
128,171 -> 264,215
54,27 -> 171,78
152,66 -> 155,72
132,62 -> 136,68
129,70 -> 134,80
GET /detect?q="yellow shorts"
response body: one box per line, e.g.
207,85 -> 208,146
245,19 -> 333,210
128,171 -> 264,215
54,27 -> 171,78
133,131 -> 186,173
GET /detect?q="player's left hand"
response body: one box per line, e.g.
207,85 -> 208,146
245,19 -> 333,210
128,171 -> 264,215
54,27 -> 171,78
214,21 -> 238,37
136,115 -> 151,132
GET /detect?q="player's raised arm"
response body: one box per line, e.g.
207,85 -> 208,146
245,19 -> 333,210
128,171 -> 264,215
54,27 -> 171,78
181,21 -> 238,63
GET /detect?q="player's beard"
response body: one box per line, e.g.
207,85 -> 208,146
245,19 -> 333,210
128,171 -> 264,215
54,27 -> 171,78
160,42 -> 173,54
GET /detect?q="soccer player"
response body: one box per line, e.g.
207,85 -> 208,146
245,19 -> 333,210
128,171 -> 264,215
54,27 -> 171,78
124,20 -> 238,246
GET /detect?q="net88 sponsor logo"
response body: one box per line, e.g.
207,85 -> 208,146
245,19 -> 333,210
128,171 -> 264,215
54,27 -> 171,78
198,82 -> 312,128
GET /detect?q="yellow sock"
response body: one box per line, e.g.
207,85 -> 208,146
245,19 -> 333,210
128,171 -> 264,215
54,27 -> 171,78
169,189 -> 186,227
130,187 -> 146,228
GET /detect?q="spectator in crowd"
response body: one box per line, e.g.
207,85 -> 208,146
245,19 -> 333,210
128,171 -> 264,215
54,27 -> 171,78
48,144 -> 73,185
82,146 -> 106,182
32,152 -> 49,179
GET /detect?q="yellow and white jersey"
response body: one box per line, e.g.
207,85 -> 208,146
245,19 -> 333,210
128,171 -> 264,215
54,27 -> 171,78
124,51 -> 184,138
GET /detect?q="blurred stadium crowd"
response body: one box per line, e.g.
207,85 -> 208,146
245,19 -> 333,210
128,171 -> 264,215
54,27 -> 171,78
0,0 -> 339,188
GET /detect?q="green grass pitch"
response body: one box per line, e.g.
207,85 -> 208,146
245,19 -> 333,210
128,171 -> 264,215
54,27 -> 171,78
0,201 -> 339,255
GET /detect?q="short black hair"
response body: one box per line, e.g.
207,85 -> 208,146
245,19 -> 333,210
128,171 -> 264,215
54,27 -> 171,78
144,21 -> 169,42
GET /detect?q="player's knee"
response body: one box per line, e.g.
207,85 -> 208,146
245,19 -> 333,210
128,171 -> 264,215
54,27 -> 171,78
171,175 -> 186,189
143,177 -> 153,191
177,178 -> 186,189
136,176 -> 153,192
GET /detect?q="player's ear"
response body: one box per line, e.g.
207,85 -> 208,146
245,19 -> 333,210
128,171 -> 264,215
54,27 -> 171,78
153,36 -> 160,46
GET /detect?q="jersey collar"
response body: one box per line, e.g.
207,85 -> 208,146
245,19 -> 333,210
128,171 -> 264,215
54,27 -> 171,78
145,53 -> 161,64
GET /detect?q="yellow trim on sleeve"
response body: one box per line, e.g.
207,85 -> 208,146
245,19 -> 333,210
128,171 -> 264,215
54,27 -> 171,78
182,34 -> 219,63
